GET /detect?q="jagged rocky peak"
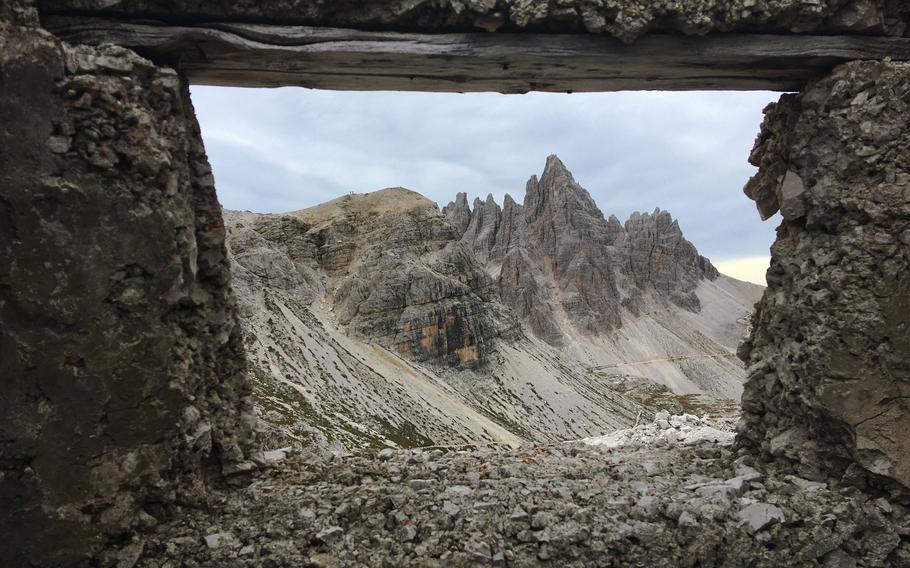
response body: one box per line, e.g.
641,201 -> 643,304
525,154 -> 604,223
449,155 -> 627,345
618,207 -> 719,311
442,191 -> 471,236
447,154 -> 726,346
606,213 -> 625,242
516,155 -> 624,337
462,193 -> 502,264
492,192 -> 524,261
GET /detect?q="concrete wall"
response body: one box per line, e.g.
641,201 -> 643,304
738,60 -> 910,499
0,8 -> 256,565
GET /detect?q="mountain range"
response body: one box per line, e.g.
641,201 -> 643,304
224,155 -> 762,451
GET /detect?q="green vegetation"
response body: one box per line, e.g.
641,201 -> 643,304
620,388 -> 739,417
373,417 -> 434,448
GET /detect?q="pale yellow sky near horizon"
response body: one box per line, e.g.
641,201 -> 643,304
714,256 -> 771,286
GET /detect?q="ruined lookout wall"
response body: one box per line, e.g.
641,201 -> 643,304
0,3 -> 256,565
1,0 -> 909,564
738,60 -> 910,499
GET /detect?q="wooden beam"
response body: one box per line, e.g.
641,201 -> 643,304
45,17 -> 910,92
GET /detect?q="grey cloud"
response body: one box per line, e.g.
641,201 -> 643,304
190,87 -> 780,262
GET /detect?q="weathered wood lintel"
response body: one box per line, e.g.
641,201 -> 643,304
45,17 -> 910,92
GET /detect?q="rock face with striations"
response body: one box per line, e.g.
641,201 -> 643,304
522,156 -> 626,337
441,191 -> 471,236
233,188 -> 497,368
224,191 -> 643,453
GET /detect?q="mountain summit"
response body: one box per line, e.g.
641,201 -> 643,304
526,154 -> 604,220
445,155 -> 724,346
445,155 -> 761,396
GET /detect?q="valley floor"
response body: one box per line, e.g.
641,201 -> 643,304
114,418 -> 908,567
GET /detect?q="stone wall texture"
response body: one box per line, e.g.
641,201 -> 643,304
0,15 -> 255,566
737,60 -> 910,498
36,0 -> 910,40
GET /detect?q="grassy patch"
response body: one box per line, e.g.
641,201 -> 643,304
620,388 -> 739,417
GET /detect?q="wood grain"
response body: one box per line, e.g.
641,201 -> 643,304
45,17 -> 910,92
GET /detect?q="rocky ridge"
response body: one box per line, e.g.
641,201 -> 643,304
445,155 -> 762,397
232,189 -> 497,368
446,156 -> 723,343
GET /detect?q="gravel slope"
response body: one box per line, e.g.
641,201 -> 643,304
116,415 -> 909,567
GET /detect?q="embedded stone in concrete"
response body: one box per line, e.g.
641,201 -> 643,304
778,170 -> 808,220
0,16 -> 255,566
738,59 -> 910,498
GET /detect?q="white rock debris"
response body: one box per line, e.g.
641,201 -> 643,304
581,412 -> 735,450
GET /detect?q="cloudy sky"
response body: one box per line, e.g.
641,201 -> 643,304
191,87 -> 782,284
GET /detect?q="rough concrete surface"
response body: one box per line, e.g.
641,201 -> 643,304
0,15 -> 255,566
2,0 -> 37,25
37,0 -> 910,40
738,59 -> 910,499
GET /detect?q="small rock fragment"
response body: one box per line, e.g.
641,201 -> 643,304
737,503 -> 785,533
204,532 -> 236,549
315,526 -> 344,544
